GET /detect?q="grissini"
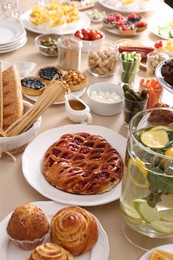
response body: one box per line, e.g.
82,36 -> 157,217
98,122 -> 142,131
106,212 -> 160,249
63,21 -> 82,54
2,65 -> 23,129
0,62 -> 3,129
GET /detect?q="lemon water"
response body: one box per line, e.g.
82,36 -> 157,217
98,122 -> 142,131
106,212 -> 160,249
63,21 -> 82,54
120,125 -> 173,238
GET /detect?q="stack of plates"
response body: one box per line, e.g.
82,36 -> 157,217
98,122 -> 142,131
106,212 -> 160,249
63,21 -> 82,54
0,19 -> 27,53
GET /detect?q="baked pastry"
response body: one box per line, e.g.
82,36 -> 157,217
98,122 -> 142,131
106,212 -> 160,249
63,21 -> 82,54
148,102 -> 173,126
101,14 -> 117,28
37,66 -> 63,84
42,132 -> 123,195
50,206 -> 98,256
2,65 -> 23,129
127,13 -> 142,24
119,22 -> 137,36
6,204 -> 49,250
136,21 -> 148,32
161,59 -> 173,86
28,242 -> 74,260
61,70 -> 87,92
21,77 -> 46,96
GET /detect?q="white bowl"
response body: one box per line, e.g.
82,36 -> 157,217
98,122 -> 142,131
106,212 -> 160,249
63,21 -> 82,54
0,101 -> 42,155
74,31 -> 105,53
87,82 -> 124,116
0,61 -> 36,77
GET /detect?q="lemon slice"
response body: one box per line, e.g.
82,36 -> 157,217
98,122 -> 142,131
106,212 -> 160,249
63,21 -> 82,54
128,158 -> 149,188
151,249 -> 173,260
122,0 -> 135,4
140,129 -> 169,149
120,200 -> 142,224
150,126 -> 173,132
159,209 -> 173,222
151,220 -> 173,234
133,199 -> 160,223
164,147 -> 173,156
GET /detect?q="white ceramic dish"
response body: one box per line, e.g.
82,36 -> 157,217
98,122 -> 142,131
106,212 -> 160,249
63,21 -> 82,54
0,19 -> 26,45
24,87 -> 86,105
155,59 -> 173,94
0,201 -> 109,260
0,37 -> 27,54
87,83 -> 124,116
0,61 -> 36,77
98,0 -> 157,13
22,124 -> 126,206
20,9 -> 90,35
152,22 -> 173,40
139,244 -> 173,260
74,32 -> 105,53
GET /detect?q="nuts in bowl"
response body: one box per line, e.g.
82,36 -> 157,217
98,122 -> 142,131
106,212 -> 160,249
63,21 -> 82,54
35,34 -> 59,57
74,28 -> 105,53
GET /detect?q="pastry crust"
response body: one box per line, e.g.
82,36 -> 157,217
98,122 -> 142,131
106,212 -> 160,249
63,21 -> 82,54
29,242 -> 74,260
42,132 -> 123,195
2,65 -> 23,129
21,76 -> 46,96
50,206 -> 98,256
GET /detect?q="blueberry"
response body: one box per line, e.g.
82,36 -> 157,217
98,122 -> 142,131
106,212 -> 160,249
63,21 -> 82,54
21,78 -> 45,90
39,67 -> 63,81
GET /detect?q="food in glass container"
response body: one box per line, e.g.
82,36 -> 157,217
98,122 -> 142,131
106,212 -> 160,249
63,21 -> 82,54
120,107 -> 173,239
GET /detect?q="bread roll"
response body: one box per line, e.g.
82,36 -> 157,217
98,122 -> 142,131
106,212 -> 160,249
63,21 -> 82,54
6,204 -> 49,250
50,206 -> 98,256
28,243 -> 74,260
2,65 -> 23,129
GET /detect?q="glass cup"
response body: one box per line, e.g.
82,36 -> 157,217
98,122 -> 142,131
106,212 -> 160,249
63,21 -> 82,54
146,50 -> 169,77
139,77 -> 163,108
0,0 -> 22,20
120,55 -> 141,87
120,107 -> 173,250
123,95 -> 147,126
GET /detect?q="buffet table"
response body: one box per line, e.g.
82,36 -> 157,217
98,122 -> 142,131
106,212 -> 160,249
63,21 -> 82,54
0,1 -> 173,259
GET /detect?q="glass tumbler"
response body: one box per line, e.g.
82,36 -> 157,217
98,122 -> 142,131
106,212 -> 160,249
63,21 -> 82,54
88,43 -> 118,77
120,107 -> 173,249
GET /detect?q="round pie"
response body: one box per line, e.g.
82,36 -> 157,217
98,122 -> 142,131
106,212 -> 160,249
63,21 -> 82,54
42,132 -> 123,195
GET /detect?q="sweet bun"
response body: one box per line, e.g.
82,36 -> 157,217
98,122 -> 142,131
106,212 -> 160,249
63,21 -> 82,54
21,76 -> 46,96
50,206 -> 98,256
6,204 -> 49,250
2,65 -> 23,129
28,242 -> 74,260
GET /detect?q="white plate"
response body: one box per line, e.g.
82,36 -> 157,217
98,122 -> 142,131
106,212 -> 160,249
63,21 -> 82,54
155,59 -> 173,94
140,244 -> 173,260
0,37 -> 27,54
152,23 -> 173,40
0,19 -> 26,45
98,0 -> 158,13
20,9 -> 90,35
22,125 -> 126,206
24,87 -> 86,105
0,201 -> 109,260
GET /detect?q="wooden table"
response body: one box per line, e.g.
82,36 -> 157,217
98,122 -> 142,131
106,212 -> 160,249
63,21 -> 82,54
0,1 -> 173,259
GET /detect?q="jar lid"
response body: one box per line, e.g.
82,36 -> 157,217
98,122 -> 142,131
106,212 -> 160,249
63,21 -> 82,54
57,35 -> 83,50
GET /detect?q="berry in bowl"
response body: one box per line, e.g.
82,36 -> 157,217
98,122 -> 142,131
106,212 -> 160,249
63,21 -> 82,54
74,28 -> 105,53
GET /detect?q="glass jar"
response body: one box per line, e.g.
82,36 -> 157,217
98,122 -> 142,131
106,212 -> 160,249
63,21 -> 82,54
146,50 -> 169,77
120,107 -> 173,249
57,35 -> 82,71
88,43 -> 118,77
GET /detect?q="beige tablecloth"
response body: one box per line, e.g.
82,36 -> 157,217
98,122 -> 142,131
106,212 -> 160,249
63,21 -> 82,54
0,1 -> 173,259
